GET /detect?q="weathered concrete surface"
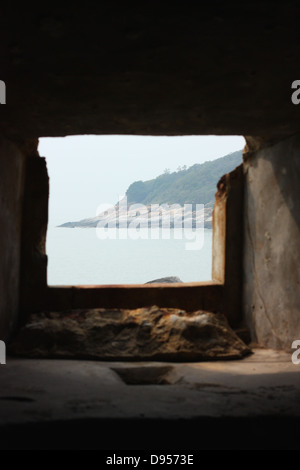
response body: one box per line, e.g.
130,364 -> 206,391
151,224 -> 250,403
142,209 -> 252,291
243,133 -> 300,349
9,306 -> 250,361
0,350 -> 299,449
212,164 -> 244,326
2,349 -> 299,421
44,283 -> 225,316
1,4 -> 300,141
0,137 -> 25,340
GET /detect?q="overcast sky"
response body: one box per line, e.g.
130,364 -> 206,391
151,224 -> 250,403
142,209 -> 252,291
39,135 -> 245,226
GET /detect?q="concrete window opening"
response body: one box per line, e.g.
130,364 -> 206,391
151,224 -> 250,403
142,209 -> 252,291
38,135 -> 244,288
12,127 -> 250,363
19,134 -> 246,332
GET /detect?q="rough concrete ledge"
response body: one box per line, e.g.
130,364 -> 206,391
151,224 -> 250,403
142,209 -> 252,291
9,307 -> 250,361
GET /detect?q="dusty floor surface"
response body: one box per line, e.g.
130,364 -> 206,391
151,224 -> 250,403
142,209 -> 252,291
0,348 -> 299,449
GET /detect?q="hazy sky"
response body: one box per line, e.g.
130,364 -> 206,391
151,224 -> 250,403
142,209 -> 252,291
39,135 -> 245,226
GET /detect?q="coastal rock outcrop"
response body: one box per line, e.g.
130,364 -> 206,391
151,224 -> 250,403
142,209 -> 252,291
59,203 -> 213,229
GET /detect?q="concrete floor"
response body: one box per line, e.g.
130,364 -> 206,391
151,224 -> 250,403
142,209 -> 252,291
0,348 -> 299,449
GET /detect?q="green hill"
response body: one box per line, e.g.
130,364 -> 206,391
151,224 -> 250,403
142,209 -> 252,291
126,150 -> 243,207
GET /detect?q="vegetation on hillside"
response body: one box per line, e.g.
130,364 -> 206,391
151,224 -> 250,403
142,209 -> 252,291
126,150 -> 242,207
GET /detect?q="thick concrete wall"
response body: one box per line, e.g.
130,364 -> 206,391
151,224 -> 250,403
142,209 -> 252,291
2,5 -> 300,141
19,155 -> 49,320
243,133 -> 300,349
0,137 -> 25,340
212,164 -> 245,327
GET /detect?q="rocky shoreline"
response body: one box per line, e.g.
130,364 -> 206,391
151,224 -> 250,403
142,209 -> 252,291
59,203 -> 213,229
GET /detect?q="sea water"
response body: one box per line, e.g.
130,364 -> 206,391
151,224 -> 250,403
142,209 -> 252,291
46,227 -> 213,285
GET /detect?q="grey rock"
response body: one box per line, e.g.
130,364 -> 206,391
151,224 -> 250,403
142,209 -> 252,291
145,276 -> 183,284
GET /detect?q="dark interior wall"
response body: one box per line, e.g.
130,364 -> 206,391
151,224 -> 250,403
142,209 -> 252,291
0,137 -> 25,340
1,3 -> 300,140
243,133 -> 300,350
19,146 -> 49,321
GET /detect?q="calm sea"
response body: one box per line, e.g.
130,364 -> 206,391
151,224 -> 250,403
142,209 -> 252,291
46,227 -> 213,285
